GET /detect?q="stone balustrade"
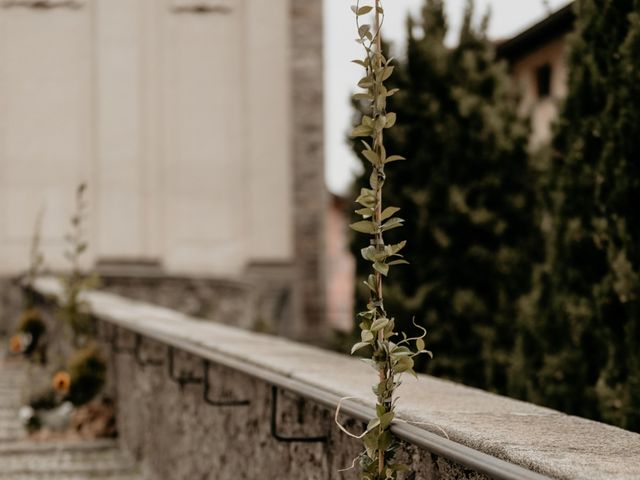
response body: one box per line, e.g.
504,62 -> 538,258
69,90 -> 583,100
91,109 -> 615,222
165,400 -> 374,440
32,277 -> 640,480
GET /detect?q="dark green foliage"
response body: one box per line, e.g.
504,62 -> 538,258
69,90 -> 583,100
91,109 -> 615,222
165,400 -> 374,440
513,0 -> 640,431
350,0 -> 539,392
68,343 -> 107,406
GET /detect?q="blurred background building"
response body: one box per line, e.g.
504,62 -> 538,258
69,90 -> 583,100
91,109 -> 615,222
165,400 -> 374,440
0,0 -> 326,341
497,3 -> 575,147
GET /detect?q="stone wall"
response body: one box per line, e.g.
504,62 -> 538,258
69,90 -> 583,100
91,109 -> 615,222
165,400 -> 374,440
1,270 -> 295,339
99,272 -> 297,337
290,0 -> 328,343
31,278 -> 640,480
0,278 -> 21,336
10,278 -> 490,480
98,275 -> 254,330
105,328 -> 487,480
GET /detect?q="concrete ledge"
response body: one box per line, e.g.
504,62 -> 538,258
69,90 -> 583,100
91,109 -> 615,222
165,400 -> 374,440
33,277 -> 640,479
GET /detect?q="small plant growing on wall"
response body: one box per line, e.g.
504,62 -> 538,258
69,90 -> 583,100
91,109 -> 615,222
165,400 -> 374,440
23,207 -> 46,307
58,182 -> 99,347
347,1 -> 431,478
56,183 -> 105,406
13,184 -> 109,436
10,209 -> 47,359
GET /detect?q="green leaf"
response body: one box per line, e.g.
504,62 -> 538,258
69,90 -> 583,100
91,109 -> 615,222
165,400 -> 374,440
358,76 -> 374,88
381,217 -> 404,232
361,329 -> 374,342
363,428 -> 379,458
383,318 -> 395,337
387,240 -> 406,255
356,188 -> 375,207
387,259 -> 409,266
379,144 -> 386,162
356,5 -> 373,15
358,24 -> 372,40
353,92 -> 372,101
370,317 -> 389,332
350,221 -> 376,234
351,341 -> 370,354
373,248 -> 389,262
379,411 -> 395,430
361,246 -> 376,261
416,338 -> 425,351
393,355 -> 414,373
384,112 -> 397,128
363,279 -> 375,292
381,65 -> 394,81
356,208 -> 374,219
351,59 -> 367,67
362,149 -> 380,165
369,170 -> 379,189
383,154 -> 405,164
380,206 -> 400,221
367,416 -> 381,430
351,125 -> 372,138
373,261 -> 389,276
390,349 -> 413,358
386,88 -> 399,96
378,430 -> 393,451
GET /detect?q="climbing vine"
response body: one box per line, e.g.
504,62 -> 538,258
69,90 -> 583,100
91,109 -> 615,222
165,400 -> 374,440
24,208 -> 45,307
348,1 -> 431,478
58,183 -> 99,346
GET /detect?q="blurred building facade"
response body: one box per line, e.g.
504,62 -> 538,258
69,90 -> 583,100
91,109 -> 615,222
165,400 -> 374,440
325,193 -> 354,333
497,3 -> 575,148
0,0 -> 326,340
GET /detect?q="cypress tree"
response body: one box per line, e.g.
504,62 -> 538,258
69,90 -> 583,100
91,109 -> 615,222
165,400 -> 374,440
350,0 -> 539,392
514,0 -> 640,430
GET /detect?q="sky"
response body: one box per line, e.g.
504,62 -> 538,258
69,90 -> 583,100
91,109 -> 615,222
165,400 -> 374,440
323,0 -> 571,195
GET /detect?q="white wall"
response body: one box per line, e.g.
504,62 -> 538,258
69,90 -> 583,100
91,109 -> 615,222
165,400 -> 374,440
0,0 -> 293,276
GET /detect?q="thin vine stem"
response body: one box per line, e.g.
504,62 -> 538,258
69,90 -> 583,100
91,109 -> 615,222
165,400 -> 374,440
347,1 -> 431,478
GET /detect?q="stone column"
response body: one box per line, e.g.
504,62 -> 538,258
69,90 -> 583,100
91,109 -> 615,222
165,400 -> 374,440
290,0 -> 327,342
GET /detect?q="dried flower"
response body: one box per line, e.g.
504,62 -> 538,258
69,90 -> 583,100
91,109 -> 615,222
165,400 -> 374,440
9,335 -> 22,353
52,371 -> 71,394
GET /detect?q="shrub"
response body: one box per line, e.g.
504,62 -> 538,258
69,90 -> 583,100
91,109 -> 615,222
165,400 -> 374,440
67,343 -> 106,406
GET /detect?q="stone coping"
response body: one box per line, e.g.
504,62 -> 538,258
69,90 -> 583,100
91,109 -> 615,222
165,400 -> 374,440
33,277 -> 640,480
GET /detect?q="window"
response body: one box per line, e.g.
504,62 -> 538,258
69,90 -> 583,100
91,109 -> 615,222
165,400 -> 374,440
536,64 -> 552,99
